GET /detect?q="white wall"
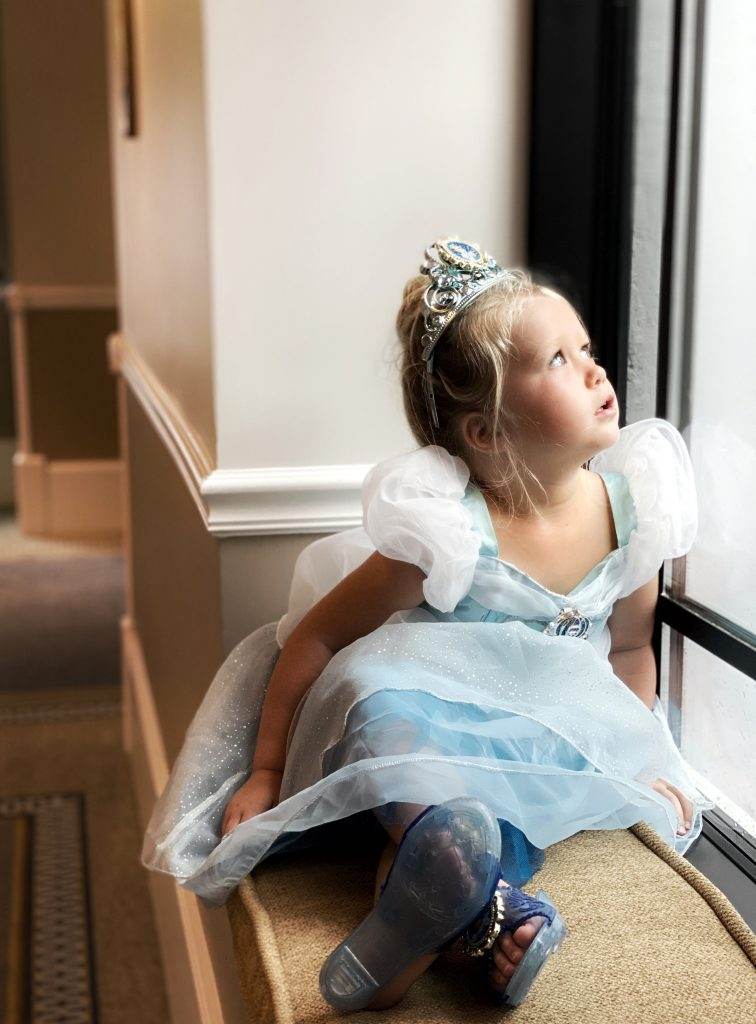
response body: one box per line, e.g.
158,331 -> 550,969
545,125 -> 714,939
106,0 -> 217,459
202,0 -> 532,469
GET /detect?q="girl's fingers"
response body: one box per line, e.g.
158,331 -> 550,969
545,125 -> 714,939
653,779 -> 686,832
222,808 -> 241,838
664,781 -> 693,827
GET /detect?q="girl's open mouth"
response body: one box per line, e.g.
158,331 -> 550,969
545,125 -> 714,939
595,395 -> 616,416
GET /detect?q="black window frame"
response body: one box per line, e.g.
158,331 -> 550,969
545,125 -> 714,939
529,0 -> 756,882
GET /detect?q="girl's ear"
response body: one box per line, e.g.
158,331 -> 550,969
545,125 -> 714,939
460,413 -> 492,452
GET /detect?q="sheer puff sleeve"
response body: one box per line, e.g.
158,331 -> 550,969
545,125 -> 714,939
590,417 -> 699,598
362,444 -> 481,614
275,445 -> 480,649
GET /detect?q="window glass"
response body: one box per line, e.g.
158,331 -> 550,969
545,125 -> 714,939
681,1 -> 756,637
660,625 -> 755,840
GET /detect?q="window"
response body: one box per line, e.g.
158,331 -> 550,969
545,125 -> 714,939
656,0 -> 756,878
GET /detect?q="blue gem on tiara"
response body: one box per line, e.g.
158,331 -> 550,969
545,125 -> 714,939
419,236 -> 507,348
446,240 -> 481,262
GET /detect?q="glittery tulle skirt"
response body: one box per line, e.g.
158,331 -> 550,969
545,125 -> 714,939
141,619 -> 714,908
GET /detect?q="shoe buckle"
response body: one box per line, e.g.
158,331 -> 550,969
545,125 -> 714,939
458,879 -> 508,958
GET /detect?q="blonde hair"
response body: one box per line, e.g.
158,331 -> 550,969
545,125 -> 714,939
394,267 -> 582,521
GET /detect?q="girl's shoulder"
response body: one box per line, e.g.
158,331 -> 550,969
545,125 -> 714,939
589,417 -> 699,595
275,444 -> 481,649
361,444 -> 482,614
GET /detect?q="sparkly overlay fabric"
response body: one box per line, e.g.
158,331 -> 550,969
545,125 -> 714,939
141,417 -> 712,908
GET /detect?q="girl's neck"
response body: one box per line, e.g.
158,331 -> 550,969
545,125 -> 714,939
474,456 -> 590,523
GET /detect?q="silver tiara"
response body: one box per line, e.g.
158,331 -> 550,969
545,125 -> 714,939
419,236 -> 514,428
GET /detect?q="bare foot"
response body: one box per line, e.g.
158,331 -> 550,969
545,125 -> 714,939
486,882 -> 547,994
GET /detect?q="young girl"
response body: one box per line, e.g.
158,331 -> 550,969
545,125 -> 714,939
142,236 -> 713,1011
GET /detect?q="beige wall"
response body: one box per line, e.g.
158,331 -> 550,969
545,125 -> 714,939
0,0 -> 115,285
126,388 -> 222,766
0,312 -> 13,439
0,0 -> 118,513
26,309 -> 119,459
106,0 -> 216,463
219,533 -> 330,655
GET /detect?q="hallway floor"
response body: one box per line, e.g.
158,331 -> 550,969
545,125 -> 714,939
0,509 -> 125,692
0,509 -> 170,1022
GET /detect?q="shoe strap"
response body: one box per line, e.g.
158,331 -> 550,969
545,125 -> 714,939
497,882 -> 556,933
439,877 -> 556,958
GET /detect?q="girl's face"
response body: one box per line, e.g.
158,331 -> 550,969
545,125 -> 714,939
505,292 -> 619,457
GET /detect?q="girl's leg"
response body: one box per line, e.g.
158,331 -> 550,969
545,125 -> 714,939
365,800 -> 492,1009
371,800 -> 430,846
371,804 -> 551,997
372,833 -> 398,904
366,808 -> 442,1010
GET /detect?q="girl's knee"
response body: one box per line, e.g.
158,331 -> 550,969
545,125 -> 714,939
372,803 -> 404,844
372,801 -> 430,845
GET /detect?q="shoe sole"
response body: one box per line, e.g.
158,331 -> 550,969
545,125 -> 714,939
496,888 -> 569,1007
319,797 -> 502,1011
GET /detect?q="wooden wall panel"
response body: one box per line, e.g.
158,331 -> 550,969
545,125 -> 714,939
126,388 -> 222,765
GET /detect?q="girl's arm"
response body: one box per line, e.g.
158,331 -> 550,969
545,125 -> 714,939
607,576 -> 693,833
608,644 -> 657,710
607,576 -> 659,709
253,550 -> 426,773
221,551 -> 426,837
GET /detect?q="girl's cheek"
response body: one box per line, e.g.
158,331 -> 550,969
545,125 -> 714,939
533,387 -> 580,434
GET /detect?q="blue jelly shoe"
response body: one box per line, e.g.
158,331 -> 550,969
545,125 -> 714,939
447,878 -> 568,1007
318,797 -> 503,1012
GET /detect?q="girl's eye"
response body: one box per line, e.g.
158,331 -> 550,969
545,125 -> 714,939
549,344 -> 595,367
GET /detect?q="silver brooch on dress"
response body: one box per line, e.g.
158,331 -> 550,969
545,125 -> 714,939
543,606 -> 590,639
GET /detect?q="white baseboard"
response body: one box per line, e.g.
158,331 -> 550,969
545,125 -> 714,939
121,614 -> 231,1024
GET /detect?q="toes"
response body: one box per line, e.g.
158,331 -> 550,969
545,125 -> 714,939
491,947 -> 518,976
488,962 -> 515,990
513,915 -> 545,948
496,932 -> 521,962
488,912 -> 549,996
489,966 -> 506,989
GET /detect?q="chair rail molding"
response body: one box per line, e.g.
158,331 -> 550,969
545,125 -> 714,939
108,332 -> 371,537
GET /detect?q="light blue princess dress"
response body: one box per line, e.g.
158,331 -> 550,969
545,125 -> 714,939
141,416 -> 714,908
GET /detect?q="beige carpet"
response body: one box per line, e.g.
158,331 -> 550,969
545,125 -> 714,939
0,509 -> 121,560
0,510 -> 125,691
228,820 -> 756,1023
0,687 -> 169,1023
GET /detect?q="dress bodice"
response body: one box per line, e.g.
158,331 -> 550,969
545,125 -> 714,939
418,471 -> 639,655
275,418 -> 698,658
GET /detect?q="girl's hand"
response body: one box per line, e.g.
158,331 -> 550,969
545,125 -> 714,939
221,768 -> 283,839
652,777 -> 693,835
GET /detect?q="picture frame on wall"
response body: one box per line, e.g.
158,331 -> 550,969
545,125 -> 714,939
115,0 -> 138,137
